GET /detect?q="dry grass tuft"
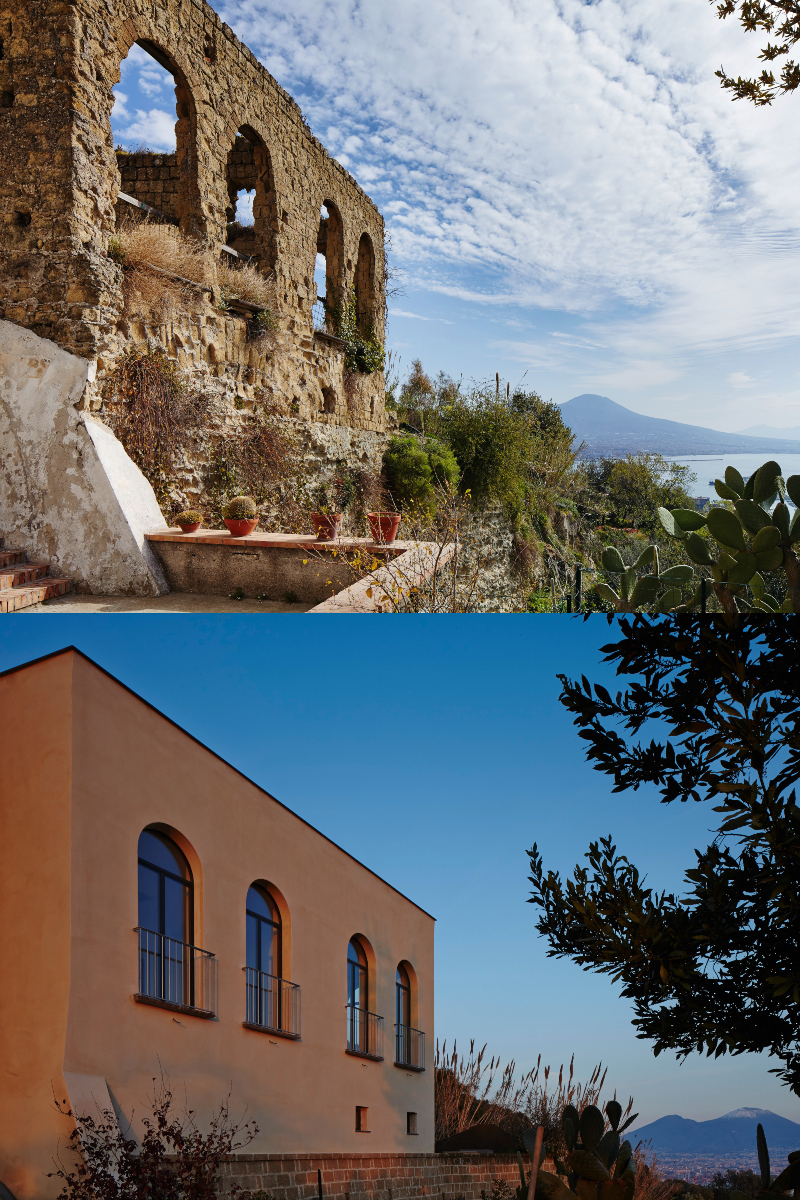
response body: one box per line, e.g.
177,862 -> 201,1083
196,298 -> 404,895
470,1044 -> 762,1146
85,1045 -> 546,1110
218,261 -> 275,309
110,218 -> 213,321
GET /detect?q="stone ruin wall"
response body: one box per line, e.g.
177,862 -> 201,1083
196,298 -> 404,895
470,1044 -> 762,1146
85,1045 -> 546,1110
0,0 -> 390,512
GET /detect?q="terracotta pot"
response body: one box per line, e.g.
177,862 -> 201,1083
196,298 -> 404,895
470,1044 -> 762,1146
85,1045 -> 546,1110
311,512 -> 343,541
367,511 -> 401,544
224,517 -> 259,537
177,522 -> 201,534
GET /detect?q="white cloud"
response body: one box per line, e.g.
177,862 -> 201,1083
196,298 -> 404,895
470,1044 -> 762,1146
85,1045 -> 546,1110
390,309 -> 453,323
727,371 -> 756,387
115,108 -> 177,152
207,0 -> 800,417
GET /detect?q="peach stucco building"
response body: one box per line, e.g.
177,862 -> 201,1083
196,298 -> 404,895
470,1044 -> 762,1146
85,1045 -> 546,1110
0,649 -> 435,1200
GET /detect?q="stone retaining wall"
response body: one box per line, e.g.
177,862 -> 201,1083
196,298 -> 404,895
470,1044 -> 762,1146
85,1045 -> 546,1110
221,1153 -> 555,1200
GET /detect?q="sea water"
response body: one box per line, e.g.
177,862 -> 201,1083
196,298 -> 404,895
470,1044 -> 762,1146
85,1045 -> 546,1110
661,452 -> 800,506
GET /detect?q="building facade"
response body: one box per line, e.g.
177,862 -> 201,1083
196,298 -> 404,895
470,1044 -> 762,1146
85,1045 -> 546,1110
0,649 -> 434,1200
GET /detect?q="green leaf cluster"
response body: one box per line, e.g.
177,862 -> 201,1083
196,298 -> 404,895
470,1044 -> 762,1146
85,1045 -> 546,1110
528,619 -> 800,1094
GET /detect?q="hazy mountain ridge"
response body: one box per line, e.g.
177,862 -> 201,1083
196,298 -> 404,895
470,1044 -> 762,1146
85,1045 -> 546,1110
629,1109 -> 800,1154
739,425 -> 800,439
560,394 -> 800,457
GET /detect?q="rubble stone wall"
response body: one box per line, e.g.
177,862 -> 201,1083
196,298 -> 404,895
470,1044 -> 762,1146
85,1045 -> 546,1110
116,151 -> 181,220
0,0 -> 386,438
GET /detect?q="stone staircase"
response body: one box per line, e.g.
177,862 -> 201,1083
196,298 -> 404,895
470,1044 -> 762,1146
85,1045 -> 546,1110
0,540 -> 71,613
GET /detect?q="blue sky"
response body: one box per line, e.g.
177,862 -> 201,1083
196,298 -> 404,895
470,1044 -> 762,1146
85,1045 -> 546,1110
110,0 -> 800,431
3,618 -> 798,1128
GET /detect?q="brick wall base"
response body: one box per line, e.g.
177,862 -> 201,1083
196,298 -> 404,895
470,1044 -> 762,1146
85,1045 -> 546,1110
221,1152 -> 556,1200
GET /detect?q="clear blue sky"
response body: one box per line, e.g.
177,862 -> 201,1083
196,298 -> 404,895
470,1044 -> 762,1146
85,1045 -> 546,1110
3,617 -> 797,1127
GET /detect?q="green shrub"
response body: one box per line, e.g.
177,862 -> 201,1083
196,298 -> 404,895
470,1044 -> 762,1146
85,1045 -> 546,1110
223,495 -> 257,519
174,510 -> 203,525
431,387 -> 574,513
383,435 -> 459,511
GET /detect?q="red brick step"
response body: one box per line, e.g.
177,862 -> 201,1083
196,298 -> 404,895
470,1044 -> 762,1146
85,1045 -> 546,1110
0,576 -> 71,613
0,539 -> 72,612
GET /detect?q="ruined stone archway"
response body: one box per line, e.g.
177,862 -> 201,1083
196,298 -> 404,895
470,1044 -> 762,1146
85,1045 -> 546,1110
224,126 -> 279,274
110,35 -> 205,239
354,232 -> 376,332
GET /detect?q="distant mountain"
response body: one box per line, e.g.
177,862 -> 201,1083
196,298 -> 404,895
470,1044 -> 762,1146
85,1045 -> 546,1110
560,394 -> 800,457
630,1108 -> 800,1155
739,424 -> 800,440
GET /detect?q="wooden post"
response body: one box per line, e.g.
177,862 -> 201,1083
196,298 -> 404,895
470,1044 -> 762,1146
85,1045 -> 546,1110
525,1126 -> 545,1200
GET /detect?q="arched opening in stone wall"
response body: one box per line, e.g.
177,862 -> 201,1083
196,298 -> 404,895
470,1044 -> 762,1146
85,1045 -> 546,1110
223,127 -> 278,273
354,233 -> 376,333
110,40 -> 201,234
315,201 -> 344,318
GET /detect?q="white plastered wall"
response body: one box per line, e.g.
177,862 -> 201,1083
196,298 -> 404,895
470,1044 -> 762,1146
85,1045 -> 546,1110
0,320 -> 168,594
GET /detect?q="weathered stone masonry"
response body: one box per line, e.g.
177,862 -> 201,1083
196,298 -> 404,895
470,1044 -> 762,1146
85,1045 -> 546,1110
0,0 -> 387,435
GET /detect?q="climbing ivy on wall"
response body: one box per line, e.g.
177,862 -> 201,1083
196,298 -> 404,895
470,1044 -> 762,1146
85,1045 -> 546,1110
331,287 -> 385,375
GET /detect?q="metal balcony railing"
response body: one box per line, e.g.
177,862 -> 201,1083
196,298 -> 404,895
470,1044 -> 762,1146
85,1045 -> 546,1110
136,928 -> 216,1015
346,1004 -> 384,1060
395,1023 -> 425,1070
244,968 -> 301,1038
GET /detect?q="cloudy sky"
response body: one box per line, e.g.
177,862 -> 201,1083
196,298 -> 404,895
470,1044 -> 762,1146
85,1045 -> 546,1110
111,0 -> 800,429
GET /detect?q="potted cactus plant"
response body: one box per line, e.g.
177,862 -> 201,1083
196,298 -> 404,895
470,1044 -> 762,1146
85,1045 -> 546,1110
223,495 -> 259,537
535,1101 -> 637,1200
174,509 -> 203,534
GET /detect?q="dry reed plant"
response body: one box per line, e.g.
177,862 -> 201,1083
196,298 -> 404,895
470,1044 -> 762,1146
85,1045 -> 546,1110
110,218 -> 213,321
434,1040 -> 634,1158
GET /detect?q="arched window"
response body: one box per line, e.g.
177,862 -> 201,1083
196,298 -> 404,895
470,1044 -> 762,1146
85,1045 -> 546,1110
314,201 -> 344,333
244,885 -> 300,1036
224,127 -> 278,273
396,963 -> 410,1027
137,829 -> 193,1006
111,40 -> 202,236
347,937 -> 382,1058
395,961 -> 424,1069
347,938 -> 367,1011
138,829 -> 192,942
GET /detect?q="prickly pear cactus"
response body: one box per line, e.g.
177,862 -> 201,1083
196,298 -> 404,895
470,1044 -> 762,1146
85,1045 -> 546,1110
728,1123 -> 800,1200
534,1103 -> 638,1200
596,543 -> 695,614
658,461 -> 800,614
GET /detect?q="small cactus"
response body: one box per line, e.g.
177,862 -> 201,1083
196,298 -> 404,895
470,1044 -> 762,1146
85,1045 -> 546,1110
536,1103 -> 638,1200
223,495 -> 257,520
174,510 -> 203,526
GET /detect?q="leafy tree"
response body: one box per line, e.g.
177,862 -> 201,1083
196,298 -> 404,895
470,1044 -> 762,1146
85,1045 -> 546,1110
712,0 -> 800,104
527,618 -> 800,1094
400,359 -> 436,407
583,454 -> 695,534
